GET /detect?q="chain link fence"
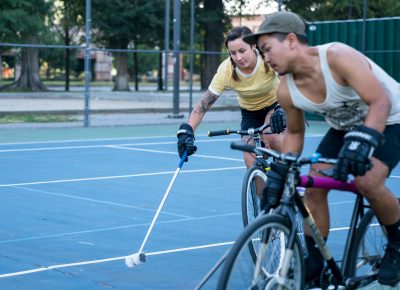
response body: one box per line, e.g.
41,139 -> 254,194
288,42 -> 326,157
0,3 -> 399,129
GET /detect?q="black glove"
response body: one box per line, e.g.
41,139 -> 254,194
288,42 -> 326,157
177,123 -> 197,161
270,105 -> 286,134
333,125 -> 385,182
261,161 -> 290,210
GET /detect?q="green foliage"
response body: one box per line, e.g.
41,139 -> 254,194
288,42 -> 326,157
92,0 -> 165,48
0,0 -> 53,42
282,0 -> 400,21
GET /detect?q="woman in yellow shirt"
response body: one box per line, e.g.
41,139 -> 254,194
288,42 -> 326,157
177,26 -> 285,168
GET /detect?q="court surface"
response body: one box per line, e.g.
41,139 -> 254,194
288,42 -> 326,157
0,121 -> 399,290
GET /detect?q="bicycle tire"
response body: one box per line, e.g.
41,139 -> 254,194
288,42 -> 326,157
241,165 -> 267,227
346,208 -> 400,289
217,214 -> 305,290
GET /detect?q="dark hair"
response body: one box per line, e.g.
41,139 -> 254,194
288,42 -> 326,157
225,26 -> 270,81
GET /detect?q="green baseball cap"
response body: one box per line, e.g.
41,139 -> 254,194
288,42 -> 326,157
243,11 -> 307,44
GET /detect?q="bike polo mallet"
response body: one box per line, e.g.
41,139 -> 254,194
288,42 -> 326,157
125,151 -> 188,268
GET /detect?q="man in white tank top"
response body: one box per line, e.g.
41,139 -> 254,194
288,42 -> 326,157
244,11 -> 400,287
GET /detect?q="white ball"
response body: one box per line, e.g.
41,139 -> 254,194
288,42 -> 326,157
125,252 -> 146,268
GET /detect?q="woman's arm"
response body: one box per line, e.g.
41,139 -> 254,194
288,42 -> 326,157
188,89 -> 220,131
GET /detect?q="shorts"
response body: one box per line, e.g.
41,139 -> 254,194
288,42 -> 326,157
240,102 -> 278,131
316,124 -> 400,172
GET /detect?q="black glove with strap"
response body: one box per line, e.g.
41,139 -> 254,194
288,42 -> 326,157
177,123 -> 197,161
261,161 -> 290,211
333,125 -> 385,182
270,105 -> 286,134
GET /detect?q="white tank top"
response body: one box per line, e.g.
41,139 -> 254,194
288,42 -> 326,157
286,42 -> 400,131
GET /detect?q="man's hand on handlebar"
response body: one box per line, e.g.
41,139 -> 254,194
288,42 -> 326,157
270,105 -> 286,134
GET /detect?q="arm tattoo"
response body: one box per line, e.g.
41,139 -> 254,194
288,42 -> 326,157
194,90 -> 219,114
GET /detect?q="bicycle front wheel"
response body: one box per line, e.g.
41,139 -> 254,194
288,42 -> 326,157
217,214 -> 305,290
242,165 -> 267,227
347,209 -> 400,289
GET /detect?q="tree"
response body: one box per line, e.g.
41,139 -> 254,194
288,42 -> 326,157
51,0 -> 85,91
198,0 -> 226,90
282,0 -> 400,21
0,0 -> 53,91
92,0 -> 164,91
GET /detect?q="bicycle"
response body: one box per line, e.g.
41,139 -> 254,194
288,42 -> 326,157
208,124 -> 306,258
217,141 -> 400,290
208,123 -> 273,227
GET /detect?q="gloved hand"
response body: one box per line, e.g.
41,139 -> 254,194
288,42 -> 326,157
270,105 -> 286,134
177,123 -> 197,161
333,125 -> 385,182
261,161 -> 290,210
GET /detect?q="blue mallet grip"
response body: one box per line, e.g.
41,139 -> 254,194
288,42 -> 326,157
179,150 -> 188,168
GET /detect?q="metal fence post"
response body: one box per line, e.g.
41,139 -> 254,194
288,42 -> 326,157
169,0 -> 183,119
188,0 -> 195,114
84,0 -> 91,127
164,0 -> 170,91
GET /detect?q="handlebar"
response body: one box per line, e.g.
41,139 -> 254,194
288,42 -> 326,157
230,141 -> 337,165
208,124 -> 272,137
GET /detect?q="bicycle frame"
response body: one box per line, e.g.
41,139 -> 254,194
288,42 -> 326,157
230,141 -> 377,288
276,165 -> 371,287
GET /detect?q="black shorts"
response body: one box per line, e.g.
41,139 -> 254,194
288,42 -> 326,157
316,124 -> 400,172
240,102 -> 278,131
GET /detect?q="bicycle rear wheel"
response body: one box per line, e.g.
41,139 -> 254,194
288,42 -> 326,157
347,209 -> 400,289
217,214 -> 304,290
242,165 -> 266,227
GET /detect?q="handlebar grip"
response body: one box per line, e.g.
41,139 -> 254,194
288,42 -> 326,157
230,141 -> 255,153
208,129 -> 231,137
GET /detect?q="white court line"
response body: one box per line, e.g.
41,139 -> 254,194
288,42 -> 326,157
0,133 -> 327,148
0,166 -> 245,187
106,145 -> 243,162
0,212 -> 240,244
0,133 -> 220,146
13,186 -> 192,219
0,241 -> 234,279
0,200 -> 352,244
0,138 -> 235,153
0,223 -> 353,279
0,135 -> 171,146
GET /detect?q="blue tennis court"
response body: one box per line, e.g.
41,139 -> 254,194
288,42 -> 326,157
0,121 -> 399,290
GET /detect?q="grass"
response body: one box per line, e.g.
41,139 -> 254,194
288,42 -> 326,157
0,114 -> 78,124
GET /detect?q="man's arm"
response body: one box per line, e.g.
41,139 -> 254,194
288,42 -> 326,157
188,90 -> 220,131
328,43 -> 391,132
277,78 -> 305,155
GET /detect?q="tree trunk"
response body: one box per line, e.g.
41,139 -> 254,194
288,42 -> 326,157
113,51 -> 130,91
0,37 -> 46,91
200,0 -> 224,90
65,27 -> 71,91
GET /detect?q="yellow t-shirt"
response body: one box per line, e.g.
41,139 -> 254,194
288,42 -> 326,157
208,54 -> 279,111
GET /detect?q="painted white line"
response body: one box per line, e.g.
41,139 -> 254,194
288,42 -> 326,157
0,241 -> 234,278
13,186 -> 192,219
0,223 -> 357,279
0,138 -> 236,153
0,212 -> 240,244
0,166 -> 245,187
106,145 -> 243,162
0,133 -> 217,146
0,135 -> 178,146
